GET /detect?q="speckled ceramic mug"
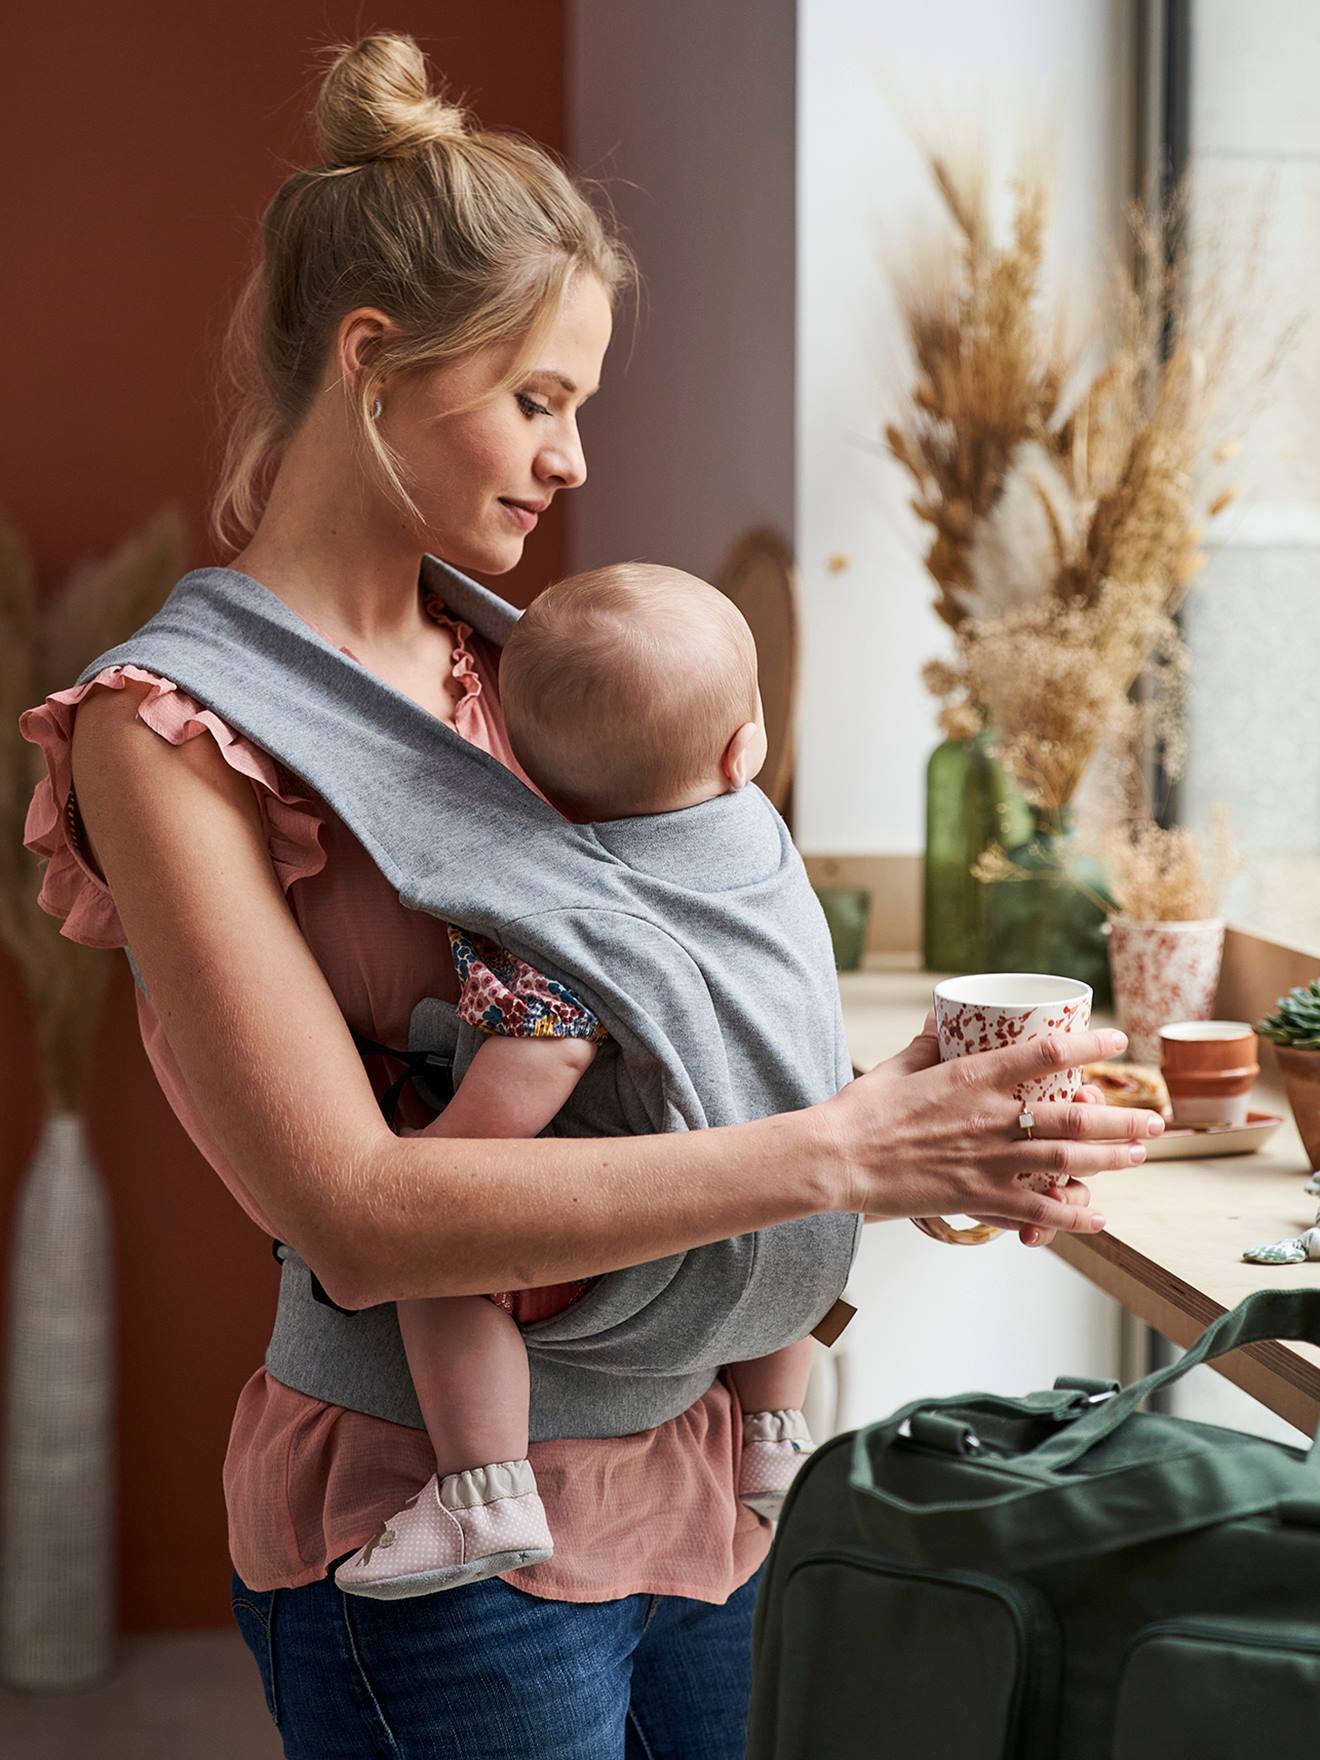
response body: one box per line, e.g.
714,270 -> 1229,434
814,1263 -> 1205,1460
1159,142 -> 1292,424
933,972 -> 1094,1105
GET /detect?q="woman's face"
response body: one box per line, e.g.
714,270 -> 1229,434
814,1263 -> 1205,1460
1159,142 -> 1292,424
373,272 -> 614,574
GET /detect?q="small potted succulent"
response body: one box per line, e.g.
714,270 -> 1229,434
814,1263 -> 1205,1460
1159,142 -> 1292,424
1256,979 -> 1320,1169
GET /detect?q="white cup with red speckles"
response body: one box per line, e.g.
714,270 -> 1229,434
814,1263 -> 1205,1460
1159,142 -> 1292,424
933,972 -> 1094,1106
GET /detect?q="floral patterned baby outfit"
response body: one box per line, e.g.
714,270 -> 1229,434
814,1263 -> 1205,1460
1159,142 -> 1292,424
449,926 -> 609,1044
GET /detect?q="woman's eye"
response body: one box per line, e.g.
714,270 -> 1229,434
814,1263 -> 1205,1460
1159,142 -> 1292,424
516,393 -> 552,418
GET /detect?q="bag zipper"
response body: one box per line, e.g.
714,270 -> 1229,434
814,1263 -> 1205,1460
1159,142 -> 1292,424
1125,1615 -> 1320,1662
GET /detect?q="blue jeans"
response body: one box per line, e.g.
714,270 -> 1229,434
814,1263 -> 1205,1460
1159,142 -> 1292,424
230,1560 -> 763,1758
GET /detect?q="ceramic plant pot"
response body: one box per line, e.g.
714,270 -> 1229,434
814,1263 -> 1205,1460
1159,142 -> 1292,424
1274,1046 -> 1320,1170
1107,916 -> 1226,1065
815,885 -> 871,972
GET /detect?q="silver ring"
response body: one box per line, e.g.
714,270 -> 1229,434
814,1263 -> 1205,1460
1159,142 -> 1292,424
1018,1108 -> 1036,1139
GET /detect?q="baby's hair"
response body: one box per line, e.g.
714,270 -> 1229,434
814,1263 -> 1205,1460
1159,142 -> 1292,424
500,564 -> 760,820
210,32 -> 634,552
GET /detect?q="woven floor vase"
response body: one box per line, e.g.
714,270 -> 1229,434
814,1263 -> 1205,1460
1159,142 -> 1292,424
1,1111 -> 114,1688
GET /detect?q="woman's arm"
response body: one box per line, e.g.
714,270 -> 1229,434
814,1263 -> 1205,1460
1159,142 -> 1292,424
71,685 -> 1147,1310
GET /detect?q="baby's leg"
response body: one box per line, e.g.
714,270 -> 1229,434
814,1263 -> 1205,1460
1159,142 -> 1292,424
725,1336 -> 815,1416
395,1295 -> 530,1477
726,1338 -> 817,1521
335,1294 -> 552,1600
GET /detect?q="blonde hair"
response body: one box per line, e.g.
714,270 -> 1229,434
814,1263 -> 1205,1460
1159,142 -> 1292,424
500,564 -> 760,819
210,33 -> 633,553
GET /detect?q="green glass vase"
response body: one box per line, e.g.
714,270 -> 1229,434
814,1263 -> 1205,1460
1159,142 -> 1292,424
983,805 -> 1114,1006
922,730 -> 1032,973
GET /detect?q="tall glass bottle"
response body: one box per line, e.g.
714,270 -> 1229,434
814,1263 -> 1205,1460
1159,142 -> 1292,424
922,728 -> 1032,974
983,804 -> 1114,1006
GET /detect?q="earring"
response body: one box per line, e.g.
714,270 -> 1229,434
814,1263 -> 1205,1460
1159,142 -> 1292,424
370,398 -> 383,422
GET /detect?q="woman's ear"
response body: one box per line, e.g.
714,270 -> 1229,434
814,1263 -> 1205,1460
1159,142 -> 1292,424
334,307 -> 397,391
721,720 -> 769,790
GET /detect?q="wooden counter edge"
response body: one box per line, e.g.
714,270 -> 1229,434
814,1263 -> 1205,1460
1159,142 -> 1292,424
1053,1225 -> 1320,1434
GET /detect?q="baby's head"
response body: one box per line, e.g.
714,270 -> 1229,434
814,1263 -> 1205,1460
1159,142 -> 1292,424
499,562 -> 766,822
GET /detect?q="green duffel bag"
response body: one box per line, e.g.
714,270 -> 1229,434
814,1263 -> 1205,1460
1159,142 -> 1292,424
747,1288 -> 1320,1760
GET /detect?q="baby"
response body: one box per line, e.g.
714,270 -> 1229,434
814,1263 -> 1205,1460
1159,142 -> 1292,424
335,563 -> 826,1600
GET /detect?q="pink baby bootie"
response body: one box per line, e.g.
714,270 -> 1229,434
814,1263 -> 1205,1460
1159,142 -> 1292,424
739,1408 -> 815,1520
334,1458 -> 553,1600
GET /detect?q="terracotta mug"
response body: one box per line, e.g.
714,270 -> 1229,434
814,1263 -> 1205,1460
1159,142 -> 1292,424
1158,1021 -> 1259,1128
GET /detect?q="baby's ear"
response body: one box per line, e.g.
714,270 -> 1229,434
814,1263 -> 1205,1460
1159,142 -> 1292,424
721,721 -> 768,790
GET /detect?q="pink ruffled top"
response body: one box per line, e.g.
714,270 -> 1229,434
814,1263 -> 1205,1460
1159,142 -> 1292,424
20,585 -> 769,1601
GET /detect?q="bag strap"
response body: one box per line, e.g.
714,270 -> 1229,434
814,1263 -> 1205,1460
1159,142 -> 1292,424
1031,1287 -> 1320,1471
846,1290 -> 1320,1572
851,1384 -> 1091,1466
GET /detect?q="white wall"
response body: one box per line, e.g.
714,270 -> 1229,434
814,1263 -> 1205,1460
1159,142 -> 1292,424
1180,0 -> 1320,952
795,0 -> 1135,853
567,0 -> 796,580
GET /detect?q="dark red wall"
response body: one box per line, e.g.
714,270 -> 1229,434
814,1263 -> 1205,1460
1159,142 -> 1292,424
3,2 -> 567,1631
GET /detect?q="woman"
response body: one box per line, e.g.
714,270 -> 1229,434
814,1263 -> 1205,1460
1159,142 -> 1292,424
23,34 -> 1156,1760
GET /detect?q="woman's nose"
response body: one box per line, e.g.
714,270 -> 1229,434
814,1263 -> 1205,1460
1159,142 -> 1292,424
537,428 -> 587,491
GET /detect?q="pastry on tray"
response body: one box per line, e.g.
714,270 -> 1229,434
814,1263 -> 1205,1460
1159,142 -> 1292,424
1081,1061 -> 1172,1119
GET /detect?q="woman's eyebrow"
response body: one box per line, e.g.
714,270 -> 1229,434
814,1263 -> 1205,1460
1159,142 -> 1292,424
527,369 -> 600,400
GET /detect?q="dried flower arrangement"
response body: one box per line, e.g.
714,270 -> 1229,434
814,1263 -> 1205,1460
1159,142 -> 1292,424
1097,804 -> 1239,923
1,508 -> 185,1111
893,162 -> 1241,804
891,153 -> 1288,918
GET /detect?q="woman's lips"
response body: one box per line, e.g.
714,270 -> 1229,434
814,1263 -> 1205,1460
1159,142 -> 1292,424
500,499 -> 542,533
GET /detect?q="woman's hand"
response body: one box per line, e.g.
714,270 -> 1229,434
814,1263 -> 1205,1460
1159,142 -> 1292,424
833,1011 -> 1164,1243
1007,1081 -> 1115,1249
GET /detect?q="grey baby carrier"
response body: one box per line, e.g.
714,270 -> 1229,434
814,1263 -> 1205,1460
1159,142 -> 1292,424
80,556 -> 860,1442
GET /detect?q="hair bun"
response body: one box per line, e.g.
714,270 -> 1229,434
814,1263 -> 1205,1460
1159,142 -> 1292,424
314,33 -> 466,167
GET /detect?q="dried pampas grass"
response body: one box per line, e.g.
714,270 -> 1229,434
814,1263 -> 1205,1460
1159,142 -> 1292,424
1099,806 -> 1239,923
1,509 -> 185,1110
885,158 -> 1078,632
893,151 -> 1281,818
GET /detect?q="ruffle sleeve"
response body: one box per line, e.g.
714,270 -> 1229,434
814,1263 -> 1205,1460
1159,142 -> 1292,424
19,665 -> 329,950
447,925 -> 608,1042
422,592 -> 486,743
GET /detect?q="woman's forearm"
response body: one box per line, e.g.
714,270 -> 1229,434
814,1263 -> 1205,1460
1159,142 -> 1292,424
338,1105 -> 839,1308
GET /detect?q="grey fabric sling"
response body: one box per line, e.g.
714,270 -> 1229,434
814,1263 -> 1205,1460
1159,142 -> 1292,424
80,555 -> 861,1441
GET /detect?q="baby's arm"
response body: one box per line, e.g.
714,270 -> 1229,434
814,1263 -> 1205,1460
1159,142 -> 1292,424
411,1034 -> 597,1141
407,926 -> 605,1142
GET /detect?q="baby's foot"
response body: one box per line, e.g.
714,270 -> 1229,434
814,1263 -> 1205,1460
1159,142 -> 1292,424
739,1409 -> 815,1521
334,1459 -> 552,1600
